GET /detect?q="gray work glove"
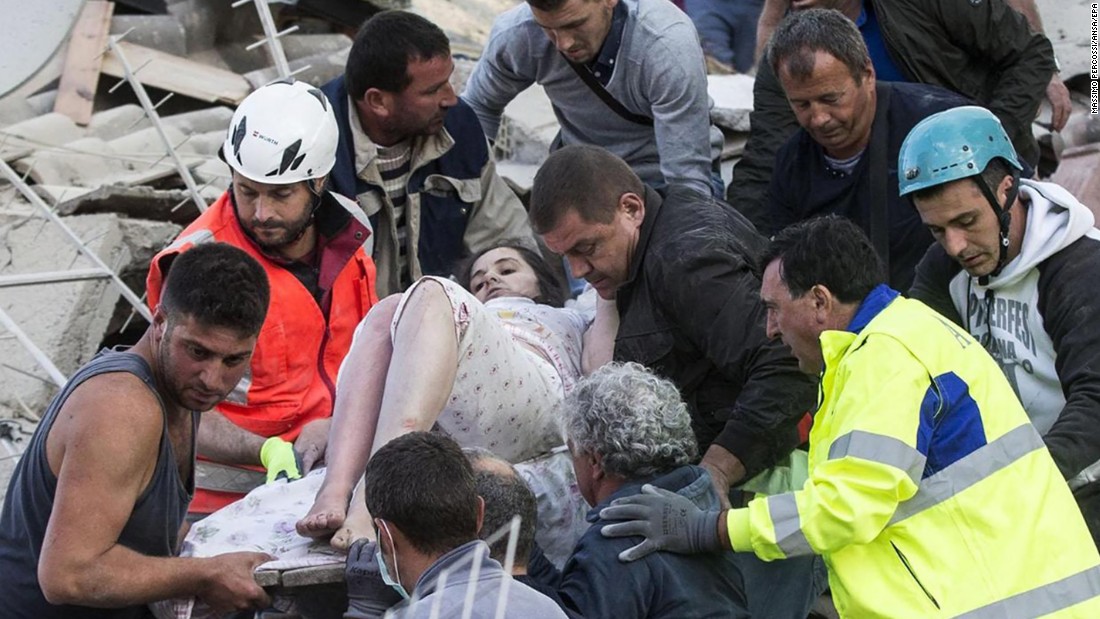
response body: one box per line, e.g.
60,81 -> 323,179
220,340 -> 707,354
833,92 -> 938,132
345,539 -> 403,619
599,484 -> 722,562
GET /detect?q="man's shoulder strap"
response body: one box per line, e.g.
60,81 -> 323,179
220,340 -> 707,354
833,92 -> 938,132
562,55 -> 653,127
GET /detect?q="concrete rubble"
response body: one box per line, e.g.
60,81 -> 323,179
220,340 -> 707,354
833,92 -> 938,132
0,212 -> 181,432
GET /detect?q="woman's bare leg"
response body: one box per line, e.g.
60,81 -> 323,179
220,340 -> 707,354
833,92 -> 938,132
330,280 -> 460,548
296,295 -> 400,538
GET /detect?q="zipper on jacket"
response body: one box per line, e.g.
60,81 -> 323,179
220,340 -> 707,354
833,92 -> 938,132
891,541 -> 940,610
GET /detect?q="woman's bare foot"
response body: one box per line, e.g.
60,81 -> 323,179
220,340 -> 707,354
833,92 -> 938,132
330,481 -> 375,550
296,484 -> 351,538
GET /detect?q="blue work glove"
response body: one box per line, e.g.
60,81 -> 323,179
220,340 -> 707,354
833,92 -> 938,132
259,437 -> 303,483
345,539 -> 404,619
599,484 -> 722,562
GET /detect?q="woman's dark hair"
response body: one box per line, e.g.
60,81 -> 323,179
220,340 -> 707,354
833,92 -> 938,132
454,241 -> 567,308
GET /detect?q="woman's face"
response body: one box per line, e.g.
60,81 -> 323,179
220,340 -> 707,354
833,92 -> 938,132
468,247 -> 542,303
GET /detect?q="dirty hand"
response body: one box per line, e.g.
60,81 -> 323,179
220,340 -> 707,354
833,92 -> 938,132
345,539 -> 404,619
260,437 -> 302,483
197,551 -> 273,613
1046,74 -> 1071,132
600,484 -> 722,562
294,418 -> 331,474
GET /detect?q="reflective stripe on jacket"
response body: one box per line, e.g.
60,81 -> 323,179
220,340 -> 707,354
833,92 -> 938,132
727,286 -> 1100,618
146,191 -> 378,441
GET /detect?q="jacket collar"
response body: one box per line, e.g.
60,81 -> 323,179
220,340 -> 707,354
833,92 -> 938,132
586,0 -> 628,80
345,94 -> 455,179
845,284 -> 899,334
623,185 -> 664,288
587,464 -> 712,523
410,540 -> 500,598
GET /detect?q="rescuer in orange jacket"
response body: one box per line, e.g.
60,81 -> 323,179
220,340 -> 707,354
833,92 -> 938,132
147,79 -> 379,515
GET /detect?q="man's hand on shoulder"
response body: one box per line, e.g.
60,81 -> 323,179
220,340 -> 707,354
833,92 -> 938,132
700,444 -> 746,510
196,552 -> 273,613
600,484 -> 723,561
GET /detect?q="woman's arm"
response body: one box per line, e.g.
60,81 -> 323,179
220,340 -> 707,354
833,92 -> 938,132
582,296 -> 619,375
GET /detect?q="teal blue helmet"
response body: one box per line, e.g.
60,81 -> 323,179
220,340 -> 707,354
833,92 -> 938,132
897,106 -> 1022,197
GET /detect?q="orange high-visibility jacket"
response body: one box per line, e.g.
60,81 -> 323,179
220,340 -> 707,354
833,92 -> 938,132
147,191 -> 378,510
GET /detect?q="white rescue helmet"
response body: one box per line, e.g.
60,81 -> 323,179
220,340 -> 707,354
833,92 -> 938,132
222,78 -> 339,184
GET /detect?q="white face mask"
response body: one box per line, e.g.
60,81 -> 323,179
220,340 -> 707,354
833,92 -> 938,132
376,519 -> 410,600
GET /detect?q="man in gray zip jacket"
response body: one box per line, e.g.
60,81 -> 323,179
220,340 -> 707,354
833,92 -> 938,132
463,0 -> 724,198
345,432 -> 568,618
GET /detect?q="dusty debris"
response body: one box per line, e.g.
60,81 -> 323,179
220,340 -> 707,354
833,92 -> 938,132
101,41 -> 253,105
54,183 -> 220,225
708,74 -> 754,134
1040,0 -> 1092,79
495,84 -> 558,165
1051,144 -> 1100,221
0,213 -> 180,423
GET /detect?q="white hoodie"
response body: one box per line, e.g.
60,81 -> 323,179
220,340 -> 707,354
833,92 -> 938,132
942,180 -> 1100,435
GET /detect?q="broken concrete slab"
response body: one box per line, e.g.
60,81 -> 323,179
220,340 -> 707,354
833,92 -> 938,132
496,84 -> 558,166
167,0 -> 234,56
12,107 -> 228,188
186,130 -> 228,157
496,160 -> 539,192
1060,109 -> 1100,150
55,183 -> 220,225
102,41 -> 252,105
106,216 -> 185,336
159,106 -> 234,137
243,48 -> 350,89
84,104 -> 151,141
1050,144 -> 1100,222
279,34 -> 352,63
413,0 -> 517,56
14,124 -> 206,188
0,212 -> 179,426
0,96 -> 39,129
25,90 -> 60,118
110,14 -> 189,58
32,184 -> 98,206
0,112 -> 85,163
191,158 -> 231,193
1037,0 -> 1092,80
708,74 -> 754,133
0,414 -> 35,504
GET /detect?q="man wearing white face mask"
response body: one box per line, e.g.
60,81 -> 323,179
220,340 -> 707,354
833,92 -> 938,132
344,432 -> 568,618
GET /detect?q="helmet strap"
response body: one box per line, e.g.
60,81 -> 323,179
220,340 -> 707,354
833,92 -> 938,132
974,169 -> 1020,285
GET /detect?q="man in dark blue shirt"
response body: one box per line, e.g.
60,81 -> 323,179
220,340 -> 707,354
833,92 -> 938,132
763,9 -> 969,289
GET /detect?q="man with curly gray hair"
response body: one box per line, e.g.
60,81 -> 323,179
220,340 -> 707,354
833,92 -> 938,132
531,362 -> 749,618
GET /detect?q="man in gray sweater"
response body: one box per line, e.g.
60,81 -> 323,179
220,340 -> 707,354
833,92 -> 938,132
344,432 -> 568,619
463,0 -> 724,198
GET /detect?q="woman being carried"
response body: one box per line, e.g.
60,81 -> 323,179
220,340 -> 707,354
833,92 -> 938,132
297,243 -> 593,548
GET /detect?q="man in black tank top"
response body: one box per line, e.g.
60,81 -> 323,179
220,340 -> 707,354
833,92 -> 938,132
0,243 -> 274,618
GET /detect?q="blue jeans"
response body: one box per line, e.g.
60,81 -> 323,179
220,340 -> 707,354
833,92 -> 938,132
683,0 -> 766,73
732,552 -> 829,619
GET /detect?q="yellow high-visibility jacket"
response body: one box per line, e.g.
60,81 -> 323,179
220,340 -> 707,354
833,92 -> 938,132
727,286 -> 1100,618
